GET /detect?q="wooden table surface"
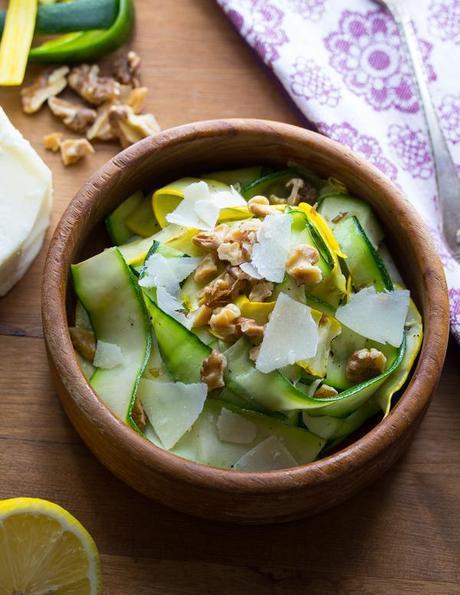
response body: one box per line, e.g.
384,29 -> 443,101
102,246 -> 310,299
0,1 -> 459,593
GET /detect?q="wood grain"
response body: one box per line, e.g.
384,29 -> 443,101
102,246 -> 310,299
0,0 -> 458,591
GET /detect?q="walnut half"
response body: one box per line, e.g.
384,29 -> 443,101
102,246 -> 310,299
69,64 -> 120,106
48,97 -> 97,133
21,66 -> 69,114
200,349 -> 227,391
346,348 -> 387,384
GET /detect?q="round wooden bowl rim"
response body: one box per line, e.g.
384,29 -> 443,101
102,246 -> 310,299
42,118 -> 450,495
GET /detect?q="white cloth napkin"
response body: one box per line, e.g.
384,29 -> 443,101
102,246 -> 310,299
217,0 -> 460,341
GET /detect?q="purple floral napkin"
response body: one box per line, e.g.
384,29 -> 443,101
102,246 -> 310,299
217,0 -> 460,341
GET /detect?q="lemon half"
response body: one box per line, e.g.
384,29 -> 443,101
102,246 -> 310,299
0,498 -> 101,595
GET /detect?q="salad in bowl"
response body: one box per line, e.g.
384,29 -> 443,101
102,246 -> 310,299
69,166 -> 422,472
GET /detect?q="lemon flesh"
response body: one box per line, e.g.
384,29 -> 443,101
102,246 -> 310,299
0,498 -> 101,595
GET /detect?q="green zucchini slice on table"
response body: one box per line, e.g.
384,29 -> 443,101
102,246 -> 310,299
71,247 -> 151,427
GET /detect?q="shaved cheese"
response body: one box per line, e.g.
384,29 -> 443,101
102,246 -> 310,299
139,253 -> 200,295
250,214 -> 292,282
233,435 -> 298,471
336,286 -> 410,347
256,292 -> 318,373
166,181 -> 245,230
217,408 -> 257,444
93,341 -> 124,369
139,378 -> 207,449
157,286 -> 192,329
240,261 -> 263,279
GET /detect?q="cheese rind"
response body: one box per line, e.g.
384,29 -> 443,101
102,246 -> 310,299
0,108 -> 52,296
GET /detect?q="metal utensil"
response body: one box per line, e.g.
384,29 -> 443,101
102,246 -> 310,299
378,0 -> 460,260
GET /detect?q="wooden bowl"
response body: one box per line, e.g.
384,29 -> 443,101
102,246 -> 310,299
42,119 -> 450,524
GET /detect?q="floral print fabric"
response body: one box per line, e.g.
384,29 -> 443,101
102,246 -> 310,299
217,0 -> 460,341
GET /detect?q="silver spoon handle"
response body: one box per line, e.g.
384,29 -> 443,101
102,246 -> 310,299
387,1 -> 460,258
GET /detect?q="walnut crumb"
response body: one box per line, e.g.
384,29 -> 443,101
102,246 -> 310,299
285,244 -> 322,285
314,384 -> 338,398
194,253 -> 219,283
346,348 -> 387,384
209,304 -> 241,340
131,398 -> 147,431
69,326 -> 96,362
200,349 -> 227,391
43,132 -> 64,152
248,280 -> 273,302
21,66 -> 69,114
189,305 -> 213,328
193,225 -> 229,251
247,195 -> 280,217
236,317 -> 265,342
60,138 -> 95,166
86,101 -> 117,141
48,97 -> 97,133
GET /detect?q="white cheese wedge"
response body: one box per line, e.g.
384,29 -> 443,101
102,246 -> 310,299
93,341 -> 124,369
0,108 -> 52,296
166,181 -> 245,230
156,286 -> 192,329
250,214 -> 292,283
217,408 -> 257,444
233,435 -> 298,471
139,378 -> 207,450
139,253 -> 200,295
335,286 -> 410,347
256,292 -> 318,373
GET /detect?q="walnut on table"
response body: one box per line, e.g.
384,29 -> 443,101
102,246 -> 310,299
60,138 -> 95,166
48,97 -> 97,133
86,101 -> 118,141
200,349 -> 227,391
21,66 -> 69,114
43,132 -> 64,152
68,64 -> 121,106
108,104 -> 161,148
113,51 -> 142,87
346,348 -> 387,384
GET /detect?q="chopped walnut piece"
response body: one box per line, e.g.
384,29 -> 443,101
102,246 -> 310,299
21,66 -> 69,114
249,345 -> 260,362
286,244 -> 322,286
43,132 -> 64,152
194,253 -> 219,283
189,305 -> 213,328
227,266 -> 251,281
199,272 -> 244,307
69,326 -> 96,362
113,51 -> 142,87
200,349 -> 227,391
247,195 -> 280,217
108,104 -> 160,148
209,304 -> 241,340
314,384 -> 338,399
346,348 -> 387,384
217,222 -> 259,265
125,86 -> 148,114
69,64 -> 120,106
86,101 -> 117,141
60,138 -> 95,166
193,224 -> 229,251
236,317 -> 265,343
249,280 -> 273,302
131,398 -> 147,431
48,97 -> 97,133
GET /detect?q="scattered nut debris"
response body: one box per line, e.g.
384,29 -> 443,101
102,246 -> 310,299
60,138 -> 95,166
113,50 -> 142,87
43,132 -> 64,152
21,66 -> 69,114
48,97 -> 97,133
22,52 -> 161,166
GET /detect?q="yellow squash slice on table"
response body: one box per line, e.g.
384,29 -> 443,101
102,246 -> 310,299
0,498 -> 102,594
